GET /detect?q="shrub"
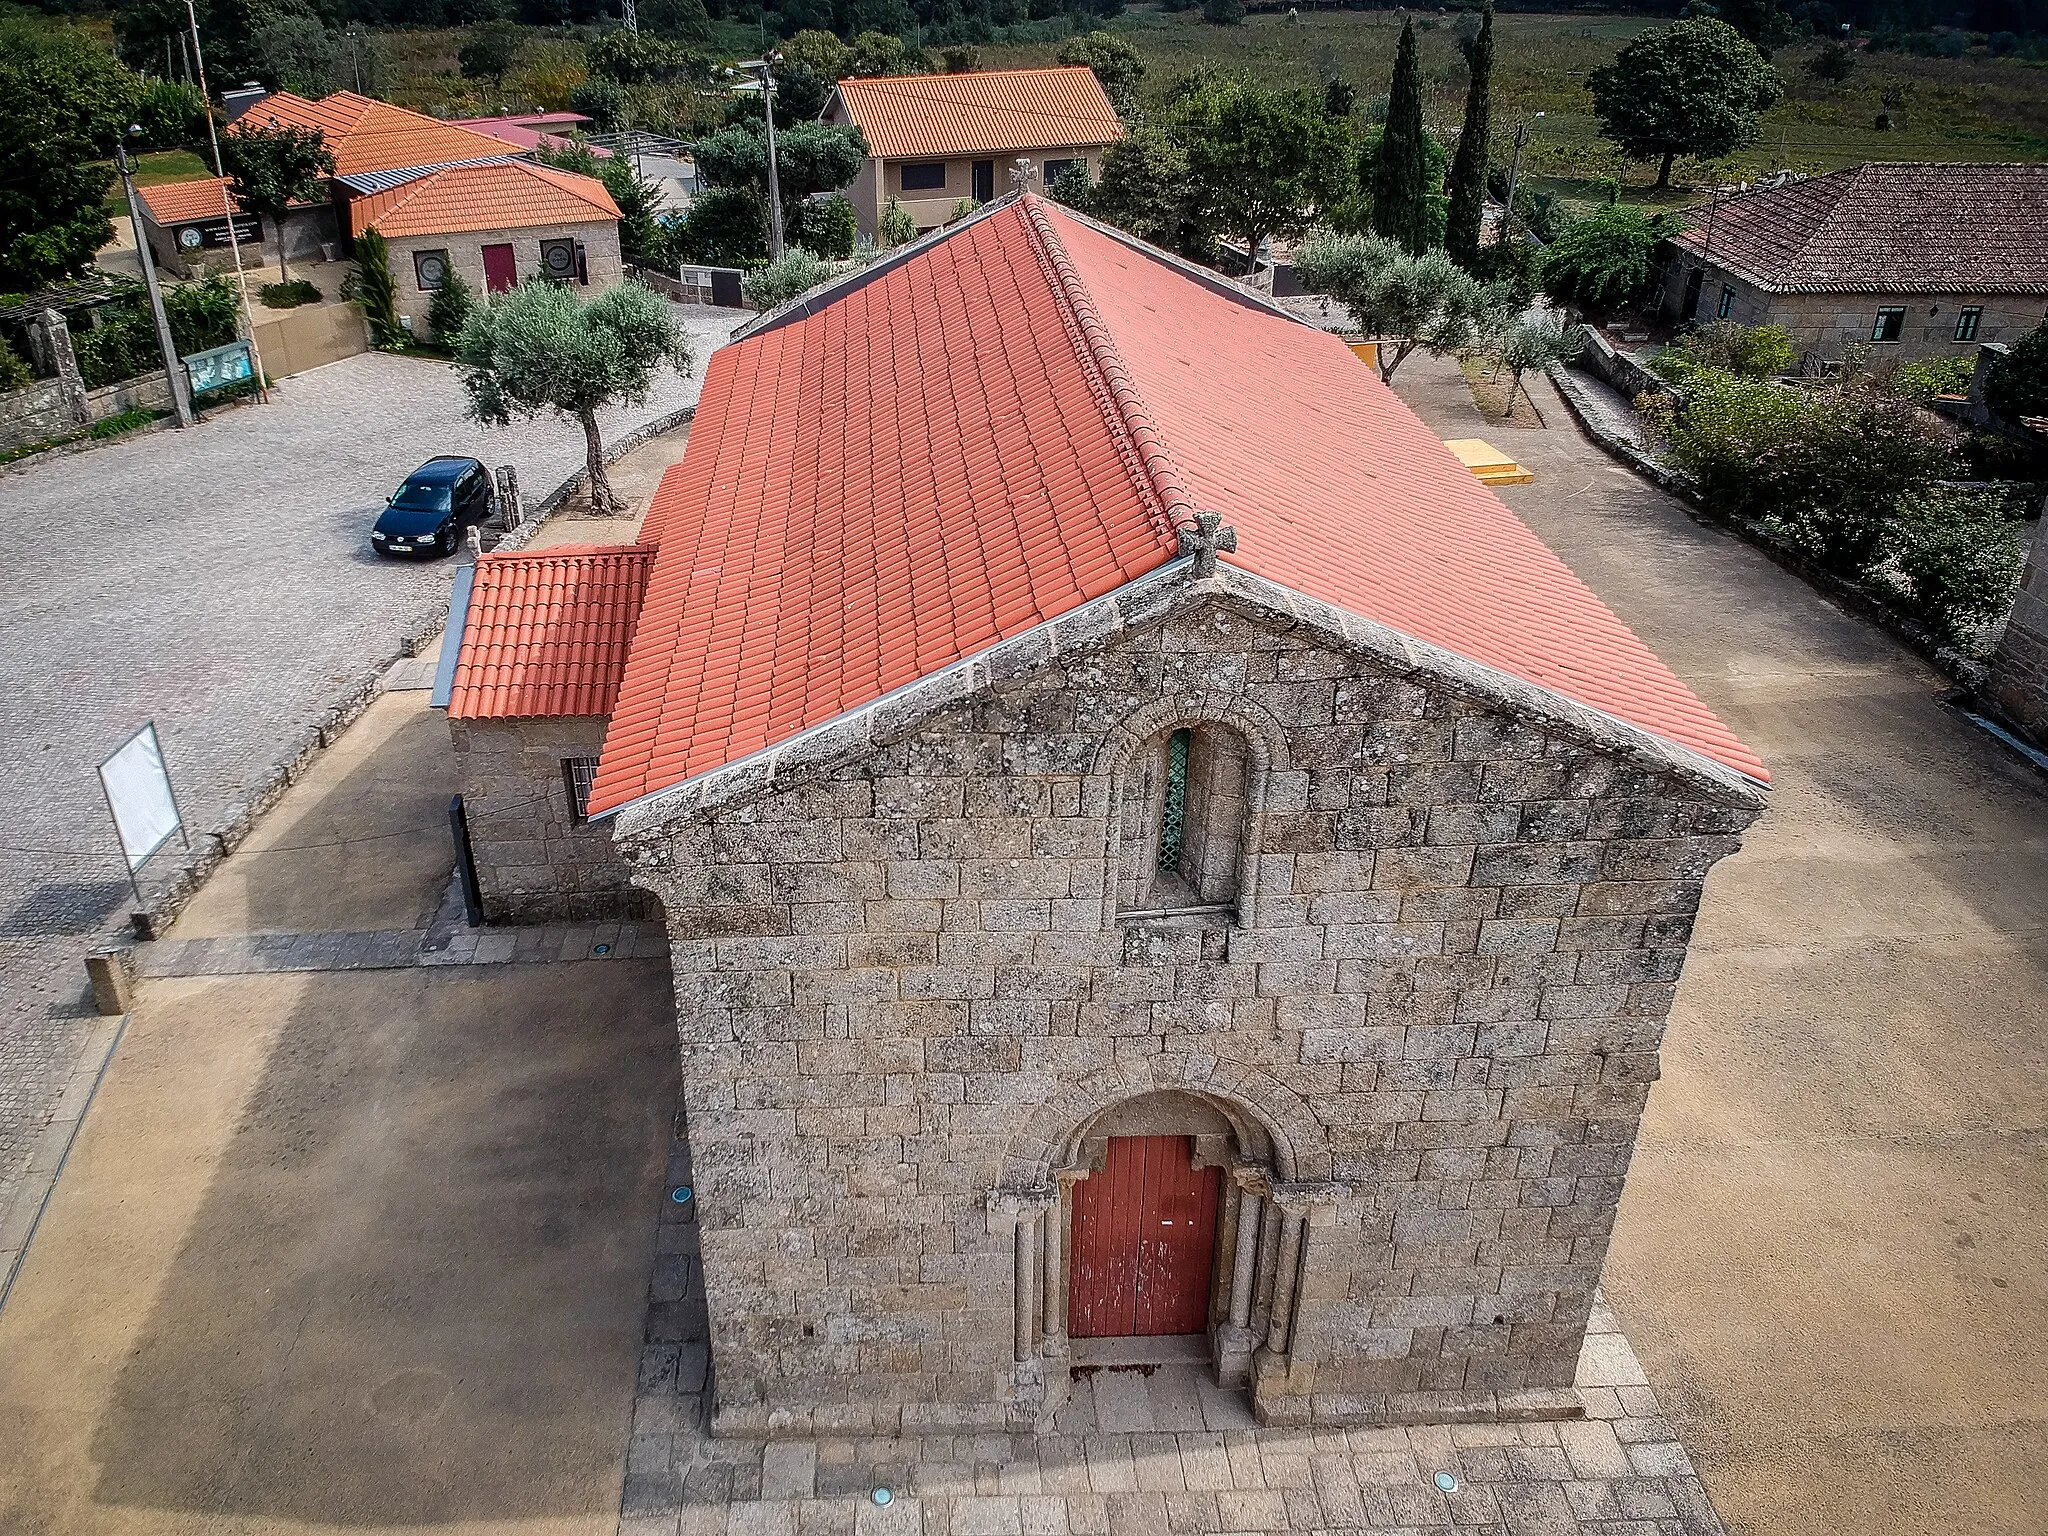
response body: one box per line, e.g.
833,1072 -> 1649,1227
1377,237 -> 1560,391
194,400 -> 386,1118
259,279 -> 321,309
1654,320 -> 1795,382
741,248 -> 834,311
879,198 -> 917,247
1879,487 -> 2024,640
1985,321 -> 2048,424
1539,205 -> 1675,315
427,270 -> 477,345
796,194 -> 857,261
163,273 -> 239,353
343,229 -> 404,348
73,306 -> 159,388
1656,369 -> 1954,573
1895,353 -> 1974,400
674,186 -> 767,266
568,79 -> 629,132
89,404 -> 158,439
0,341 -> 31,391
137,79 -> 207,149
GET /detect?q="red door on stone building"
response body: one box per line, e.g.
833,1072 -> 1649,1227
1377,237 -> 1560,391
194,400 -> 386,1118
1068,1135 -> 1221,1337
482,243 -> 517,294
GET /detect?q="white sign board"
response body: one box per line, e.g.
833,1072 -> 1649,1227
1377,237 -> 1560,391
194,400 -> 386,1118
98,722 -> 183,871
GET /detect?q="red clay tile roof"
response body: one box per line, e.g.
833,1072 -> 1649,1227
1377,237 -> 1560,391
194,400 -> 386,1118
587,196 -> 1763,817
349,159 -> 619,238
239,90 -> 513,179
138,176 -> 246,225
448,544 -> 656,720
830,67 -> 1123,161
1670,162 -> 2048,295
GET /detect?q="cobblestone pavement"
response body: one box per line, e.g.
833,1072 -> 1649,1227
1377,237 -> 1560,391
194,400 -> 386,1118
0,309 -> 745,1232
622,1134 -> 1727,1536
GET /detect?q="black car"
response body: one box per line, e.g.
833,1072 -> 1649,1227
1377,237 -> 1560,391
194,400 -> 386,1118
371,456 -> 494,558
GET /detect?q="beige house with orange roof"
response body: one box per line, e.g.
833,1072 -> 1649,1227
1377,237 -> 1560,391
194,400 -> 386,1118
824,66 -> 1122,239
349,159 -> 622,338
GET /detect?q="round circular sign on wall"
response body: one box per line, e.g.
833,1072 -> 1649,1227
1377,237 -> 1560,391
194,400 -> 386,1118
417,252 -> 449,289
179,227 -> 203,249
543,241 -> 577,279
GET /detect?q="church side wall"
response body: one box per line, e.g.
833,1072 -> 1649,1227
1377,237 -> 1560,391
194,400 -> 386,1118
624,598 -> 1760,1435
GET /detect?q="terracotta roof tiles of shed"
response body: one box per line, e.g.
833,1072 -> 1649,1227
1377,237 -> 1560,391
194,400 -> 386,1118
240,90 -> 513,179
138,176 -> 244,225
447,544 -> 656,720
348,158 -> 620,238
587,196 -> 1765,818
1670,162 -> 2048,294
829,66 -> 1123,160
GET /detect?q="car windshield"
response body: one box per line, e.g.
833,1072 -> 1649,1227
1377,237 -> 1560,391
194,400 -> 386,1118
393,479 -> 453,511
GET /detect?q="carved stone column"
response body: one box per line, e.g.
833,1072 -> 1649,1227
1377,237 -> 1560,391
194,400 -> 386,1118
1214,1162 -> 1269,1387
988,1184 -> 1058,1422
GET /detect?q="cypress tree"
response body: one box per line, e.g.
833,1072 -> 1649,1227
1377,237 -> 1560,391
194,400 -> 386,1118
1445,0 -> 1494,269
1371,19 -> 1431,255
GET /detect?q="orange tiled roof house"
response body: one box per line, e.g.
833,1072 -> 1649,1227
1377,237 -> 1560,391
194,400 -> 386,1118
825,67 -> 1123,240
440,196 -> 1767,1436
138,90 -> 622,321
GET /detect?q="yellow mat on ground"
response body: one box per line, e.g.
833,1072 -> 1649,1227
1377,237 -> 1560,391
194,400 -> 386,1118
1442,438 -> 1535,486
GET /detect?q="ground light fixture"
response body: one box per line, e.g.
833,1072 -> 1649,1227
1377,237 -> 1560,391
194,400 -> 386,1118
1434,1471 -> 1460,1494
671,1186 -> 693,1204
872,1489 -> 893,1506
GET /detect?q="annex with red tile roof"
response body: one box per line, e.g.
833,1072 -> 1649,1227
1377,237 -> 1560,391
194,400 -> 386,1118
1669,162 -> 2048,295
236,90 -> 512,179
138,176 -> 248,225
348,158 -> 619,239
447,545 -> 657,721
827,66 -> 1123,161
583,194 -> 1764,820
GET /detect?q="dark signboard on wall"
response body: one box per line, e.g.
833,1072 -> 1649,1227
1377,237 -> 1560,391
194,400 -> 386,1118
175,214 -> 263,251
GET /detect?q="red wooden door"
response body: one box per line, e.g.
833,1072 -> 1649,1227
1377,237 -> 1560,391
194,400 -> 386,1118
1068,1135 -> 1221,1338
482,243 -> 517,294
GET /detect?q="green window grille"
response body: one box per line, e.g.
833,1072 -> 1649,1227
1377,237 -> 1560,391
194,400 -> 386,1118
1157,729 -> 1190,872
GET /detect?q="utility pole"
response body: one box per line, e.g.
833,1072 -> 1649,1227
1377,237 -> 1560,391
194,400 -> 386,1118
735,58 -> 784,259
1502,110 -> 1543,240
621,0 -> 639,28
117,131 -> 194,428
184,0 -> 269,402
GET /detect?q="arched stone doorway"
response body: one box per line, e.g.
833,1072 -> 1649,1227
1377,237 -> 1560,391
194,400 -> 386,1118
998,1089 -> 1310,1419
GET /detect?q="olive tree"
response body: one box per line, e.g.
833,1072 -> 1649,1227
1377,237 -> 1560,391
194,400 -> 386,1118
1294,230 -> 1511,384
457,281 -> 693,515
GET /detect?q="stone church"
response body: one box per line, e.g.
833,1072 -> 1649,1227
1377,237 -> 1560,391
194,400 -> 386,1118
442,194 -> 1768,1436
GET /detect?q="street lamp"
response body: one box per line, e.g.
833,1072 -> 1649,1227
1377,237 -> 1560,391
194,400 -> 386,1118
115,126 -> 194,428
731,57 -> 784,260
1503,111 -> 1544,240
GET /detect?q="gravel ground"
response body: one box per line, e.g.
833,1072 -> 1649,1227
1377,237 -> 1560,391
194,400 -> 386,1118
0,307 -> 745,1225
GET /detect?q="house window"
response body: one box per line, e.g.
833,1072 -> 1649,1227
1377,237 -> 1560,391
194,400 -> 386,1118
540,238 -> 580,283
1043,158 -> 1084,189
1871,307 -> 1906,343
1120,722 -> 1249,916
1717,285 -> 1737,319
1955,307 -> 1983,342
900,161 -> 946,192
413,249 -> 451,291
563,757 -> 600,824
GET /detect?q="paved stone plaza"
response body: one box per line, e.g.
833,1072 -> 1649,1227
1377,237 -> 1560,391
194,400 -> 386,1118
0,317 -> 737,1256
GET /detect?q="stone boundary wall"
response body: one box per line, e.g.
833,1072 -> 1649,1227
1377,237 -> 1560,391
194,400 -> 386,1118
1987,511 -> 2048,742
619,570 -> 1762,1437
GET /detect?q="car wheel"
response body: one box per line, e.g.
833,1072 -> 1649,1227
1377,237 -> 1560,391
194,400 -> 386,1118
437,524 -> 457,557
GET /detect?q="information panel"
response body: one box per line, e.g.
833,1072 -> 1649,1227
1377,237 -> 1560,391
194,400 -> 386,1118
97,722 -> 182,871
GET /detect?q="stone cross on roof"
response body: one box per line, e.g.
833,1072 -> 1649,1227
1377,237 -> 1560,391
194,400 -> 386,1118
1177,510 -> 1239,577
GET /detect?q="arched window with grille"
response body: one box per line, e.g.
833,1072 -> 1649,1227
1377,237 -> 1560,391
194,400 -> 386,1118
1118,721 -> 1250,917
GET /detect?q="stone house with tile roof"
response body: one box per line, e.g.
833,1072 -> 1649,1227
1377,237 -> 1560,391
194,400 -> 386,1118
448,193 -> 1768,1438
825,67 -> 1123,240
1655,162 -> 2048,365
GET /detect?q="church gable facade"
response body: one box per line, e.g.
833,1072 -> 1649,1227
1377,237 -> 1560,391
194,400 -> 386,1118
613,570 -> 1764,1437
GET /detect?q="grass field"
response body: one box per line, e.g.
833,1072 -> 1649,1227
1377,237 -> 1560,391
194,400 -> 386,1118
982,8 -> 2048,198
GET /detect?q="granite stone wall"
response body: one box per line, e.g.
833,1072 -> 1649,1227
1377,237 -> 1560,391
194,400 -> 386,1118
451,715 -> 652,923
617,575 -> 1763,1437
1988,512 -> 2048,741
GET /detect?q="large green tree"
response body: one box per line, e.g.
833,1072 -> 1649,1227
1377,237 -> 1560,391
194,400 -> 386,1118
1078,121 -> 1206,258
458,280 -> 693,514
1537,203 -> 1676,313
0,19 -> 139,291
1589,18 -> 1781,189
219,118 -> 335,283
1444,0 -> 1493,270
458,21 -> 525,91
1174,74 -> 1354,275
1057,30 -> 1144,117
1370,19 -> 1431,254
694,118 -> 867,230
